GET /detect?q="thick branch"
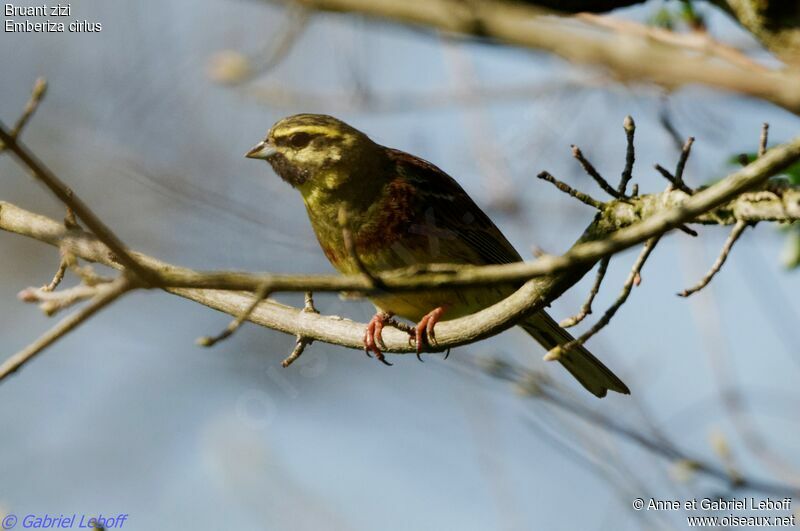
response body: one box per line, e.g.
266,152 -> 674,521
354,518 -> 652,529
3,169 -> 799,355
271,0 -> 800,115
5,136 -> 796,301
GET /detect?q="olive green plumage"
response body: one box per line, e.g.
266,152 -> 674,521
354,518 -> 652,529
247,114 -> 629,398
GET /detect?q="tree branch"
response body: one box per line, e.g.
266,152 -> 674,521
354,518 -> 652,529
678,219 -> 749,297
0,276 -> 132,380
2,94 -> 800,368
268,0 -> 800,115
3,170 -> 799,360
0,123 -> 158,285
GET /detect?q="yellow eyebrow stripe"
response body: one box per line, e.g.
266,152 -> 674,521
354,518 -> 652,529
274,125 -> 341,138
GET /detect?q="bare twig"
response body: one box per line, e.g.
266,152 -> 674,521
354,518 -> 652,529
560,257 -> 610,328
10,78 -> 47,140
674,136 -> 695,194
0,276 -> 132,381
0,122 -> 158,285
282,335 -> 312,367
759,123 -> 769,157
654,164 -> 694,195
536,171 -> 605,209
19,283 -> 98,316
41,252 -> 71,292
303,291 -> 317,313
678,220 -> 749,297
0,78 -> 47,154
196,283 -> 272,347
618,116 -> 635,196
282,292 -> 319,367
545,237 -> 660,361
571,146 -> 623,199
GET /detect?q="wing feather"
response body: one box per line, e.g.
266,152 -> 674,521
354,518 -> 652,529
386,148 -> 522,266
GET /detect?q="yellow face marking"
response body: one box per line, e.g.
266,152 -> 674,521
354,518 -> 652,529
271,124 -> 342,140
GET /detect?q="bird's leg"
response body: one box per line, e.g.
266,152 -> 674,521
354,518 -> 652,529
363,311 -> 393,366
412,306 -> 447,361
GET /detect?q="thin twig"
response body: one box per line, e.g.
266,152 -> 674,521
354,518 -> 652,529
41,254 -> 70,292
303,291 -> 317,313
678,220 -> 749,297
12,78 -> 48,137
0,78 -> 48,153
545,237 -> 660,361
0,122 -> 159,285
759,123 -> 769,157
560,257 -> 610,328
0,276 -> 132,381
536,171 -> 604,209
571,145 -> 623,199
18,283 -> 98,316
41,208 -> 82,292
674,136 -> 695,194
281,292 -> 318,367
196,283 -> 272,347
618,115 -> 635,196
654,164 -> 694,195
282,335 -> 312,367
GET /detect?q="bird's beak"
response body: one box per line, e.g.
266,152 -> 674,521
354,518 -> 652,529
245,140 -> 277,160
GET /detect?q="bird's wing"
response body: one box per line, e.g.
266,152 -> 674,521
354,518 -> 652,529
386,148 -> 523,266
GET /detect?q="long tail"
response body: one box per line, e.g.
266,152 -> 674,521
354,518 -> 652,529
520,312 -> 629,398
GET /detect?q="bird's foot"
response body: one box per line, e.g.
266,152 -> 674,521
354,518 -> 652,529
411,306 -> 446,361
363,311 -> 393,366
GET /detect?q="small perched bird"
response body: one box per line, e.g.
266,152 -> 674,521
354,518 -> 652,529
247,114 -> 629,398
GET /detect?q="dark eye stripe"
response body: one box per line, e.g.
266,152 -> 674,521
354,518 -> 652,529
274,132 -> 321,148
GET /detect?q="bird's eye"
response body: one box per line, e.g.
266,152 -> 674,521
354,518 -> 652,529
288,132 -> 313,149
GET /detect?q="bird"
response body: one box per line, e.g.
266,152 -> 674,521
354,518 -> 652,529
246,114 -> 629,398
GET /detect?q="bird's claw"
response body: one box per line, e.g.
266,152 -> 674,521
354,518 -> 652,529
363,312 -> 393,366
411,307 -> 446,362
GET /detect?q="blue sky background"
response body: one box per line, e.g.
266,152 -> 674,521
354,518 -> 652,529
1,1 -> 799,529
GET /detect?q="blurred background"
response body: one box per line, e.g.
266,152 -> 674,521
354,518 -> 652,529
1,1 -> 799,529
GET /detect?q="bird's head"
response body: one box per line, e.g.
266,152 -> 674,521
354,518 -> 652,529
246,114 -> 384,194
